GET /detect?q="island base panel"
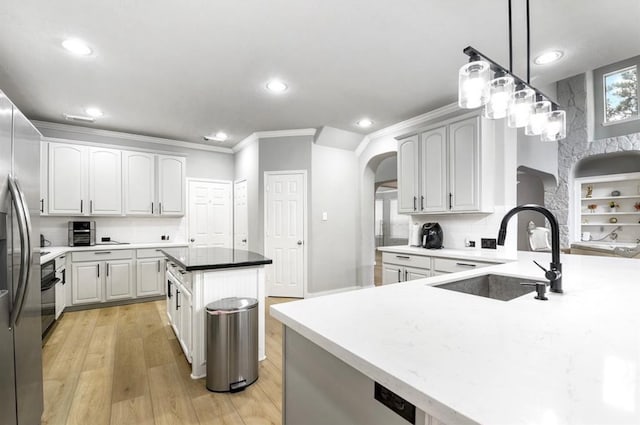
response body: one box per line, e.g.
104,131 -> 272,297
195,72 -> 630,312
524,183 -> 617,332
283,327 -> 433,425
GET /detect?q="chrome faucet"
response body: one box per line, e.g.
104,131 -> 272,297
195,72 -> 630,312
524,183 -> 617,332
497,204 -> 563,293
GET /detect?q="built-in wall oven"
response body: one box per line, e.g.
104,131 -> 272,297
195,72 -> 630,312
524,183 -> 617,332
40,259 -> 58,337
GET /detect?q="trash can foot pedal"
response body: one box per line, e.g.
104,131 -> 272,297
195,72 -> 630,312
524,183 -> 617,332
230,380 -> 247,393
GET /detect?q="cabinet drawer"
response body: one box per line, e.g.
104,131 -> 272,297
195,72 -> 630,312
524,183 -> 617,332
382,252 -> 431,270
55,254 -> 67,270
72,249 -> 134,262
432,257 -> 493,273
137,248 -> 168,258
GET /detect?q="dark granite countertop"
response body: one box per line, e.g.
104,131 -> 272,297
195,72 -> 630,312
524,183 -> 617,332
160,247 -> 272,271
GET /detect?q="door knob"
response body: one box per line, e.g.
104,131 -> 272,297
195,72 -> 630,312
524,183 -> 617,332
297,240 -> 303,245
190,238 -> 195,242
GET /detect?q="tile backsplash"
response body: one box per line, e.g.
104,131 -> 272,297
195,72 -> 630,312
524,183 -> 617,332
40,216 -> 187,246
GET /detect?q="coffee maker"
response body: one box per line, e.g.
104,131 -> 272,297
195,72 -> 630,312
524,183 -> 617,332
421,223 -> 443,249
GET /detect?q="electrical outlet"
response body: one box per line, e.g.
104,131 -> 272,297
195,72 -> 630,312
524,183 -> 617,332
161,235 -> 166,241
101,237 -> 111,242
469,240 -> 476,248
481,238 -> 497,249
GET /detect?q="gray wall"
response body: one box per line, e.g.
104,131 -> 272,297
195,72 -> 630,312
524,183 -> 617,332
37,124 -> 235,181
258,135 -> 313,256
310,144 -> 359,293
516,170 -> 545,251
234,140 -> 260,252
374,156 -> 397,183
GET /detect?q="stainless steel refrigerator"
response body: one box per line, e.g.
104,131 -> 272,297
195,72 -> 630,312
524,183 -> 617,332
0,90 -> 43,425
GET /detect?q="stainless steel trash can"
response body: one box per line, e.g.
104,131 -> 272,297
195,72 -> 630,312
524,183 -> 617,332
206,297 -> 259,392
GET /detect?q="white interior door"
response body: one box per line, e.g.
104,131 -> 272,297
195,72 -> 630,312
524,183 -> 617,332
265,172 -> 306,298
188,180 -> 232,248
234,179 -> 249,251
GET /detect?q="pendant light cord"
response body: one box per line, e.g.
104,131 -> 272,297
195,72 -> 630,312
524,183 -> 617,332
508,0 -> 513,72
526,0 -> 531,84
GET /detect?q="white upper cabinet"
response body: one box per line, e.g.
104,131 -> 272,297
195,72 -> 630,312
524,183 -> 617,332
45,141 -> 186,217
48,143 -> 88,215
420,126 -> 448,212
40,142 -> 48,215
88,147 -> 122,215
396,114 -> 490,214
158,155 -> 186,216
123,151 -> 155,215
397,135 -> 420,213
449,117 -> 480,211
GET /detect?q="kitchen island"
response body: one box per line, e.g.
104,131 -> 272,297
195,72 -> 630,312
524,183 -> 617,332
272,251 -> 640,424
161,247 -> 272,379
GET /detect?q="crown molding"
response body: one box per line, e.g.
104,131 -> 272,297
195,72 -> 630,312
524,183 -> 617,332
231,128 -> 317,153
355,102 -> 461,157
32,120 -> 234,154
232,133 -> 258,153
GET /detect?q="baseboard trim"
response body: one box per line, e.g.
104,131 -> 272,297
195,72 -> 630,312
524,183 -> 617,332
64,295 -> 165,312
305,286 -> 361,298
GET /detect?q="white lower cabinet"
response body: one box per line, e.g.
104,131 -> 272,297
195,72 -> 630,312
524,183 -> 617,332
105,260 -> 134,301
380,251 -> 496,285
69,247 -> 178,306
72,261 -> 103,305
136,258 -> 165,297
167,276 -> 192,362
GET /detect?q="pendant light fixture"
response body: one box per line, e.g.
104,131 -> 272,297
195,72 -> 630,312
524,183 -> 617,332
457,0 -> 566,142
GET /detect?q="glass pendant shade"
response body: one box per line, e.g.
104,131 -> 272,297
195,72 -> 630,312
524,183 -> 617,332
507,88 -> 535,128
458,60 -> 491,109
525,100 -> 552,135
541,110 -> 567,141
484,75 -> 515,119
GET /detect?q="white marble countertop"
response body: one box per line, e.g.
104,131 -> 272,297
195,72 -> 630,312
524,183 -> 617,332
39,242 -> 188,264
377,245 -> 517,264
272,251 -> 640,424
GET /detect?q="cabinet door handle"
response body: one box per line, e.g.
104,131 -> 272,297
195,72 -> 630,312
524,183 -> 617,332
455,262 -> 477,267
167,280 -> 172,298
413,196 -> 417,211
159,202 -> 162,214
106,263 -> 110,277
90,200 -> 93,214
421,196 -> 424,210
97,264 -> 100,277
396,255 -> 410,259
397,269 -> 401,282
94,251 -> 112,255
40,199 -> 44,213
157,260 -> 161,273
449,193 -> 453,210
404,270 -> 408,281
62,269 -> 66,284
151,202 -> 154,214
176,289 -> 180,310
80,199 -> 83,213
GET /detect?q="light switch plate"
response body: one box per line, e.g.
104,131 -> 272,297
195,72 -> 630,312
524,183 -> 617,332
322,212 -> 328,221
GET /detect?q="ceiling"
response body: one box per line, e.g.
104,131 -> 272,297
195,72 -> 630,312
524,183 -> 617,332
0,0 -> 639,148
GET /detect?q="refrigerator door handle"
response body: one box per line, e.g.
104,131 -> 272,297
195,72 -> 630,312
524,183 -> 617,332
8,175 -> 33,328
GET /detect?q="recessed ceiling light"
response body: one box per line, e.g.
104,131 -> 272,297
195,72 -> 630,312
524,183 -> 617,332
204,131 -> 228,142
356,118 -> 373,128
85,107 -> 103,118
266,80 -> 288,93
62,38 -> 92,56
534,50 -> 563,65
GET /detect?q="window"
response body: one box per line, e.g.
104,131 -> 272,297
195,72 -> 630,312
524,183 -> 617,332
603,65 -> 638,124
593,55 -> 640,140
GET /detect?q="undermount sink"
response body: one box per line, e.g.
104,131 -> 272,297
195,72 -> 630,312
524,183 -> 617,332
434,274 -> 543,301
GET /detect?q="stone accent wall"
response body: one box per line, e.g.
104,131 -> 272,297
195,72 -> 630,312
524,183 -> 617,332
545,73 -> 640,247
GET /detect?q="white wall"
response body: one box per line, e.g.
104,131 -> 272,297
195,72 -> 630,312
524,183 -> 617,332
41,216 -> 186,246
310,144 -> 359,293
375,156 -> 397,183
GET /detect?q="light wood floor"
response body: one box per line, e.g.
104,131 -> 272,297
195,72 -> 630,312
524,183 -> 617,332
42,297 -> 293,425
